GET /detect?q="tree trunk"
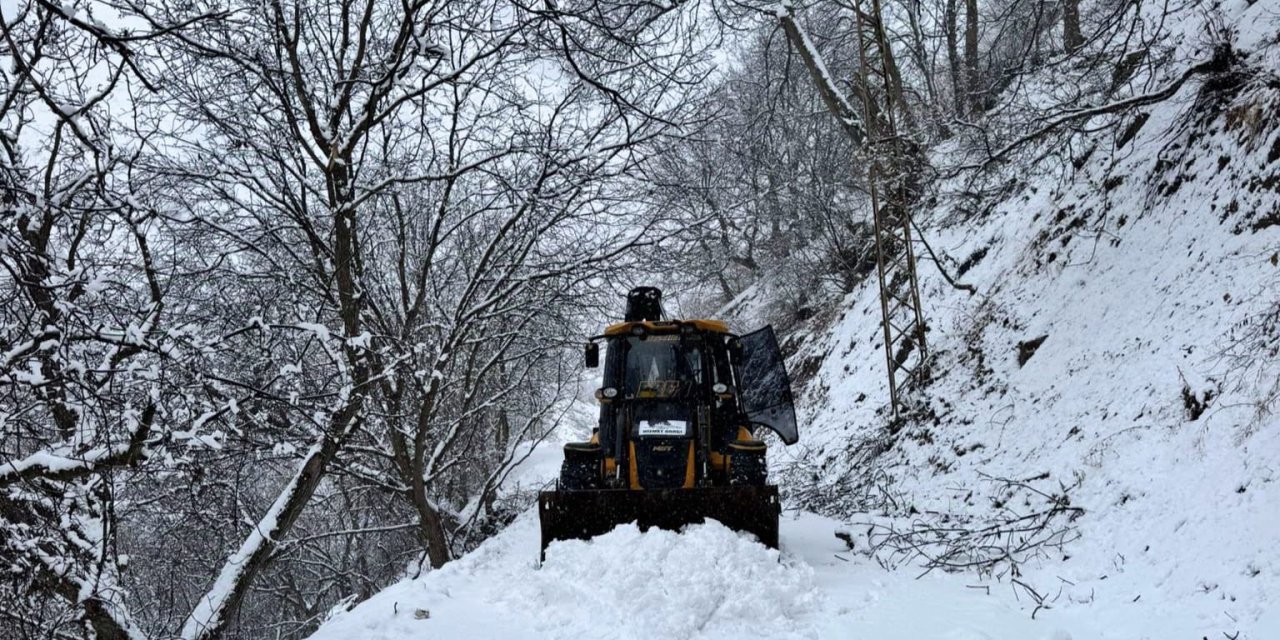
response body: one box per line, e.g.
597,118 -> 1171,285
45,572 -> 131,640
406,349 -> 454,570
904,0 -> 938,114
965,0 -> 980,115
181,417 -> 358,640
1063,0 -> 1084,53
869,0 -> 914,133
183,156 -> 370,640
945,0 -> 963,117
496,408 -> 510,451
412,492 -> 453,569
776,6 -> 865,144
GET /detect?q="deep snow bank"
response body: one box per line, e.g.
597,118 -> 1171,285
310,514 -> 819,640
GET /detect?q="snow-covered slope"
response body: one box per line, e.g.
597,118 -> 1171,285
771,2 -> 1280,637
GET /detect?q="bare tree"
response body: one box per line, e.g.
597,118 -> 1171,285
130,0 -> 709,636
0,2 -> 226,637
946,0 -> 964,116
2,0 -> 711,638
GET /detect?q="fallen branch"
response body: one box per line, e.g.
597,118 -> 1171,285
857,474 -> 1084,580
911,217 -> 977,295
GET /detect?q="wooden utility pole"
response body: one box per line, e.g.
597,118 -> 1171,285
853,0 -> 930,418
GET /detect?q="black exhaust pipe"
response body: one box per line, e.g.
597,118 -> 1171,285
625,287 -> 663,322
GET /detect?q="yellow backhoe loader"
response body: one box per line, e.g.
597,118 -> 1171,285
538,287 -> 799,558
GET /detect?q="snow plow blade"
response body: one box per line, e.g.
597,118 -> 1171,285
537,485 -> 780,560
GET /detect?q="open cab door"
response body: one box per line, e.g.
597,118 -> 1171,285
736,326 -> 799,445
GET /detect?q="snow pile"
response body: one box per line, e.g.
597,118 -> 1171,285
314,504 -> 1262,639
502,523 -> 819,639
310,515 -> 820,640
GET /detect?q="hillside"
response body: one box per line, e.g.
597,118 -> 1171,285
765,0 -> 1280,634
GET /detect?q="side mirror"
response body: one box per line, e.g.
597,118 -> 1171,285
585,342 -> 599,368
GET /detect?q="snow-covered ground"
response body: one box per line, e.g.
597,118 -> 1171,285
312,508 -> 1270,640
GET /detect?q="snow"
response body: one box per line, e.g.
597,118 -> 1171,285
11,359 -> 48,385
0,441 -> 145,480
0,450 -> 94,477
312,508 -> 1259,640
307,370 -> 1273,639
297,322 -> 333,342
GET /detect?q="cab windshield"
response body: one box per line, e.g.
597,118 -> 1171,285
620,335 -> 702,399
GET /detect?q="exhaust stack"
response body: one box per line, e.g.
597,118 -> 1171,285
624,287 -> 663,322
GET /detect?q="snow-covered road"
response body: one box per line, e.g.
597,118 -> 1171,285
308,508 -> 1258,640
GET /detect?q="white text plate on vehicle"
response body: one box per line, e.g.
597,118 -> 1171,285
636,420 -> 688,436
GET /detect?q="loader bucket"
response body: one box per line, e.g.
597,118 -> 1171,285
537,485 -> 781,560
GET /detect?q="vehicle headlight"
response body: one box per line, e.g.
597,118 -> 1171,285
602,387 -> 619,399
712,383 -> 728,394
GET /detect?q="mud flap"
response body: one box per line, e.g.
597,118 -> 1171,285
537,485 -> 781,560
